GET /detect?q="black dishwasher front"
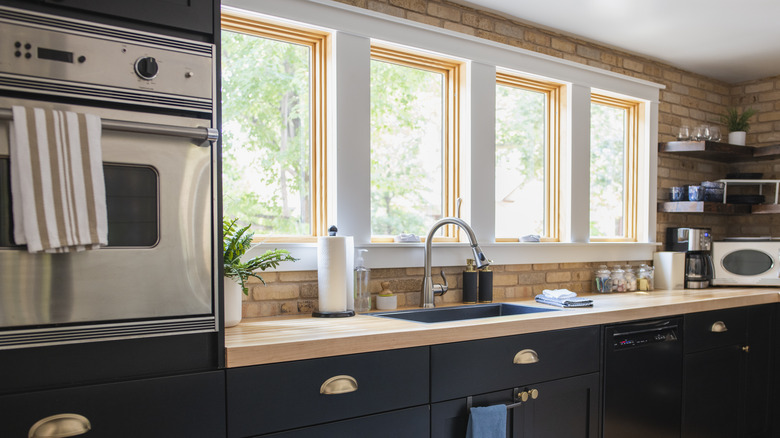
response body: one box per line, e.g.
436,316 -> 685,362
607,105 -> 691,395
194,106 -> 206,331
603,317 -> 683,438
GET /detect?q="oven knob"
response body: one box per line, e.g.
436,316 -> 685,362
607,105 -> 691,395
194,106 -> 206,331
134,56 -> 159,80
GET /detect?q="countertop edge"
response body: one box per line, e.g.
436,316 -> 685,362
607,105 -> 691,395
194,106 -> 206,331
225,289 -> 779,368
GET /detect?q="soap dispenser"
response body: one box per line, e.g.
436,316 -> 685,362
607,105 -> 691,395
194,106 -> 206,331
463,259 -> 478,303
354,249 -> 371,312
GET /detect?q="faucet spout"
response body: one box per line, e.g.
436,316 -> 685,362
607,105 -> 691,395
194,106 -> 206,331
422,217 -> 489,308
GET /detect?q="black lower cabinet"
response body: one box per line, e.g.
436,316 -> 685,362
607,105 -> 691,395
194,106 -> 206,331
258,405 -> 429,438
682,304 -> 774,438
431,373 -> 599,438
0,371 -> 226,438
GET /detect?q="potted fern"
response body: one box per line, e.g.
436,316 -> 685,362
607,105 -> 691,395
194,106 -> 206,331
223,218 -> 297,327
721,107 -> 756,146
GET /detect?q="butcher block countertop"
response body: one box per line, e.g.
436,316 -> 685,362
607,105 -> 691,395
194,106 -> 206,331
225,288 -> 780,368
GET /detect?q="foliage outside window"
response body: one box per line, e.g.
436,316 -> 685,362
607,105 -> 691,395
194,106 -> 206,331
221,13 -> 328,239
590,94 -> 639,241
494,73 -> 561,241
369,46 -> 462,241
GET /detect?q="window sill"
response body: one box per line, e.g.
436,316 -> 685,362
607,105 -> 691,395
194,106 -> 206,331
245,241 -> 661,272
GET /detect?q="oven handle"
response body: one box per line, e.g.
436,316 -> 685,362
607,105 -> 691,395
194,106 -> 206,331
0,108 -> 218,145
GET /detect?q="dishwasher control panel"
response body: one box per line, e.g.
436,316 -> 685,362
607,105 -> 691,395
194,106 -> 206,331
613,326 -> 678,349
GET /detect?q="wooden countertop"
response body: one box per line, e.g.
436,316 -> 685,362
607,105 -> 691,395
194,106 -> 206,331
225,288 -> 780,368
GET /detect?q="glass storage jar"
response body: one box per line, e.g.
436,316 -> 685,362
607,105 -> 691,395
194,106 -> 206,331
594,265 -> 612,293
610,265 -> 626,292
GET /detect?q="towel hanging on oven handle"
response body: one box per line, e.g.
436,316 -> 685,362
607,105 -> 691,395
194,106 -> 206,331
0,108 -> 218,145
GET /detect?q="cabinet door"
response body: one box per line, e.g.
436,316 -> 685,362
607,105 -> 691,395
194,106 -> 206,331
41,0 -> 214,34
745,304 -> 774,438
259,406 -> 429,438
514,373 -> 600,438
430,373 -> 599,438
683,345 -> 745,438
0,371 -> 226,438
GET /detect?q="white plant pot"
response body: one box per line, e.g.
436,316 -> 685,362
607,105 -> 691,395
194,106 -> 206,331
728,131 -> 746,146
224,277 -> 243,328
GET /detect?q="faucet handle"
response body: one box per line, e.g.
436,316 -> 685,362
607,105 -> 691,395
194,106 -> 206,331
433,269 -> 449,296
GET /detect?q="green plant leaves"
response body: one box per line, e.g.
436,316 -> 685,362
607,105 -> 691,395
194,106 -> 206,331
721,107 -> 756,132
223,217 -> 298,295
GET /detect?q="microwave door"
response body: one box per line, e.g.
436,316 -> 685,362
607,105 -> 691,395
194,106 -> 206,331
0,103 -> 212,330
712,243 -> 780,286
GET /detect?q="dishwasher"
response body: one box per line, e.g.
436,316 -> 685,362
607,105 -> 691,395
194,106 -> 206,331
603,317 -> 683,438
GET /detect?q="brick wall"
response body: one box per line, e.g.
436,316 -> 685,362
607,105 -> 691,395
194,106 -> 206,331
242,261 -> 647,317
240,0 -> 780,317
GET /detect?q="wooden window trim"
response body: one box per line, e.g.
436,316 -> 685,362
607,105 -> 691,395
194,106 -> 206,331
222,11 -> 330,238
369,45 -> 463,243
589,93 -> 640,242
495,73 -> 563,242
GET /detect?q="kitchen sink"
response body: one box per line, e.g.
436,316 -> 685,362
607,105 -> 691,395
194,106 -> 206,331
370,303 -> 558,323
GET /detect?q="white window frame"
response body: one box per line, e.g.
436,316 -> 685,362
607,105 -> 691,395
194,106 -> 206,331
222,1 -> 661,272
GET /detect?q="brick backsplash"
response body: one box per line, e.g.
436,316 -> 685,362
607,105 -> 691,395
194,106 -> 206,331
240,1 -> 780,317
242,261 -> 648,318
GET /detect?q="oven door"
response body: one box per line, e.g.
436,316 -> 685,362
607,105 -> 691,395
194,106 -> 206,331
0,97 -> 215,348
712,242 -> 780,286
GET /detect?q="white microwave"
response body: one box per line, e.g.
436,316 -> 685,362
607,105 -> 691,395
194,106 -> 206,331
712,241 -> 780,286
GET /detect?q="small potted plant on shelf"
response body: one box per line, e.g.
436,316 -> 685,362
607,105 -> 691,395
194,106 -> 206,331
721,107 -> 756,146
223,217 -> 297,327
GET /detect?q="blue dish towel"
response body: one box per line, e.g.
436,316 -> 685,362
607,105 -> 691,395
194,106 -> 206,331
466,405 -> 507,438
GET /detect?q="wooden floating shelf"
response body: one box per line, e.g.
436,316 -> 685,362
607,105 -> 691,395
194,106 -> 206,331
658,201 -> 751,214
659,140 -> 780,162
752,204 -> 780,214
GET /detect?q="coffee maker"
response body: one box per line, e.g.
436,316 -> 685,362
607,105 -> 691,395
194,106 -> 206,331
666,227 -> 715,288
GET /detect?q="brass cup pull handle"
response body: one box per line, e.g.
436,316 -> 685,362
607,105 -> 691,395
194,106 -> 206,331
513,349 -> 540,365
320,375 -> 358,395
28,413 -> 91,438
710,321 -> 728,333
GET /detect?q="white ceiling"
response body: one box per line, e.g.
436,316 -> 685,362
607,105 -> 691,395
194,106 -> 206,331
450,0 -> 780,84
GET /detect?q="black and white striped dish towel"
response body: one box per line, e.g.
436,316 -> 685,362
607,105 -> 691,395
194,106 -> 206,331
10,106 -> 107,253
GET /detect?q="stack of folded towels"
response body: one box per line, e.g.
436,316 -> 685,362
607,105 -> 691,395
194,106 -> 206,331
534,289 -> 593,308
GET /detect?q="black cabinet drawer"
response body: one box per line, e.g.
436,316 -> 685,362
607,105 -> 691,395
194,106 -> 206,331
430,326 -> 599,402
258,405 -> 429,438
684,307 -> 747,352
0,371 -> 226,438
226,347 -> 429,437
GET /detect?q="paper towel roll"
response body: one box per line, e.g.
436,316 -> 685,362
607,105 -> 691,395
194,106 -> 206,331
317,236 -> 354,313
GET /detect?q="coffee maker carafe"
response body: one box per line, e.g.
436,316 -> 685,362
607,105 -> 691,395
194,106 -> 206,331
666,227 -> 715,288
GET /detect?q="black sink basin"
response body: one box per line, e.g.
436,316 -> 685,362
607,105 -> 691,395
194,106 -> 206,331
370,303 -> 557,323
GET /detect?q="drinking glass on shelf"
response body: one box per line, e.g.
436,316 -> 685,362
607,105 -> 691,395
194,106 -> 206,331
691,126 -> 703,140
677,125 -> 690,141
700,124 -> 711,140
709,126 -> 721,142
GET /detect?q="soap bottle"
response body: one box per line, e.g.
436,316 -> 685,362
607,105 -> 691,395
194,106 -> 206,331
354,249 -> 371,312
478,264 -> 493,303
463,259 -> 478,303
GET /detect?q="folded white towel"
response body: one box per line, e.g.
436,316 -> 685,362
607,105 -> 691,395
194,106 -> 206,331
535,294 -> 593,308
10,106 -> 107,253
542,288 -> 577,299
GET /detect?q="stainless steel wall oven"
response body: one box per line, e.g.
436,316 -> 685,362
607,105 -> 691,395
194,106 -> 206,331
0,6 -> 220,390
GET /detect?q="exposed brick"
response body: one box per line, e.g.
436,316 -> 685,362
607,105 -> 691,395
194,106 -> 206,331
367,0 -> 406,18
406,11 -> 441,27
551,37 -> 575,53
443,21 -> 475,35
576,45 -> 600,60
525,30 -> 551,47
494,273 -> 518,286
427,2 -> 460,21
546,271 -> 571,283
252,283 -> 299,300
622,58 -> 644,73
745,82 -> 774,94
388,0 -> 426,13
278,271 -> 318,282
494,21 -> 523,39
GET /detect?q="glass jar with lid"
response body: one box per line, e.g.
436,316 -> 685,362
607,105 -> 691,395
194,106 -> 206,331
624,266 -> 638,292
594,265 -> 612,293
637,264 -> 654,291
610,265 -> 626,292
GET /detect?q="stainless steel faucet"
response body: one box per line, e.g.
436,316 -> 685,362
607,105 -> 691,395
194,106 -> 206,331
422,217 -> 489,308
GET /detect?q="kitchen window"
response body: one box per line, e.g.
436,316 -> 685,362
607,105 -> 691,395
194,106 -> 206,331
369,45 -> 462,242
494,73 -> 562,241
589,93 -> 640,242
221,12 -> 328,239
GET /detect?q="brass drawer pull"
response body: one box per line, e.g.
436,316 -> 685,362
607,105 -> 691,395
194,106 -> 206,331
529,388 -> 539,399
710,321 -> 728,333
320,375 -> 358,395
28,413 -> 91,438
513,349 -> 540,365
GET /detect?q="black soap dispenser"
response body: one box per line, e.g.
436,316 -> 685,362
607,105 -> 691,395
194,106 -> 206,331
462,259 -> 478,304
478,264 -> 493,303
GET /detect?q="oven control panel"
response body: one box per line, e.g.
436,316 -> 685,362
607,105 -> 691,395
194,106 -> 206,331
0,8 -> 213,109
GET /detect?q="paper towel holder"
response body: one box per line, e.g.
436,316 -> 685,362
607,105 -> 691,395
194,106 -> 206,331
313,225 -> 356,318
